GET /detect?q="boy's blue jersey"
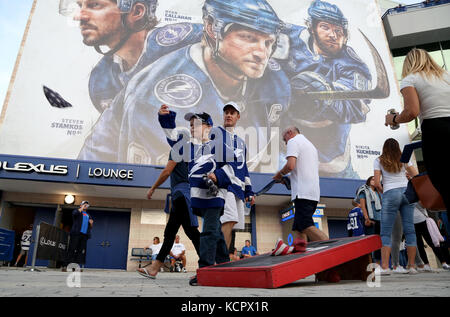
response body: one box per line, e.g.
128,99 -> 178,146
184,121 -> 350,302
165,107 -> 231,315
158,111 -> 233,209
79,42 -> 291,169
276,24 -> 372,165
347,207 -> 365,237
88,23 -> 204,112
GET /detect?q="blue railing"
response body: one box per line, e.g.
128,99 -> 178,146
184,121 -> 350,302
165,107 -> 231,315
382,0 -> 450,19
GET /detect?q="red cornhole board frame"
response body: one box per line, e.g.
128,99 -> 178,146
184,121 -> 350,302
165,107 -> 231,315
196,235 -> 381,288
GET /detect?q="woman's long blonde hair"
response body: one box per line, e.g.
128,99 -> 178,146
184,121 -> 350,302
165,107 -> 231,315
379,138 -> 403,174
402,48 -> 446,80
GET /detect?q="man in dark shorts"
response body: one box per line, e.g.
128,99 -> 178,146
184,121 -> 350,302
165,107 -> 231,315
273,126 -> 328,243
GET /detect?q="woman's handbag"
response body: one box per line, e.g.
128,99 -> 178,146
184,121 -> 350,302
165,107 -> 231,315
407,172 -> 445,210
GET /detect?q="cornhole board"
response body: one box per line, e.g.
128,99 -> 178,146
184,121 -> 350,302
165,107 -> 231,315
196,235 -> 381,288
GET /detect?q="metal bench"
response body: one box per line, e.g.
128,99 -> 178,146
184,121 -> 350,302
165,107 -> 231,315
129,248 -> 152,268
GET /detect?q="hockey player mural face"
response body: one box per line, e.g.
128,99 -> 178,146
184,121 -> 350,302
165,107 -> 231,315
218,25 -> 277,79
311,21 -> 347,57
74,0 -> 124,47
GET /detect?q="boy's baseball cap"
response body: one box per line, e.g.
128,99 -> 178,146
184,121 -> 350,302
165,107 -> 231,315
184,112 -> 213,126
81,201 -> 89,206
223,101 -> 241,113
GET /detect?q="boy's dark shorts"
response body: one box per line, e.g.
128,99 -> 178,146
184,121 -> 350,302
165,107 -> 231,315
292,198 -> 318,232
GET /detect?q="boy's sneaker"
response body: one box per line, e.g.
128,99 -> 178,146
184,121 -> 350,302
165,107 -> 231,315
182,267 -> 187,273
392,266 -> 409,274
442,263 -> 450,270
417,264 -> 432,272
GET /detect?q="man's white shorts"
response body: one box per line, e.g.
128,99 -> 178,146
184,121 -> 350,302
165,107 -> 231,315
221,191 -> 245,230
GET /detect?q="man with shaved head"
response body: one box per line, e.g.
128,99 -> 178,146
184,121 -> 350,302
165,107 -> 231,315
273,126 -> 328,244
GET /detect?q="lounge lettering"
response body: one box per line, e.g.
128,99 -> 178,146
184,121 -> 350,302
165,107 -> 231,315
88,167 -> 133,180
0,161 -> 68,175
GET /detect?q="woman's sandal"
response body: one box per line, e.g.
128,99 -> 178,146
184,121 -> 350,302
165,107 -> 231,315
136,267 -> 156,279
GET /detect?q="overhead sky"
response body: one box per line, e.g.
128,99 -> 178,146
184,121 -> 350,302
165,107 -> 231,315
0,0 -> 424,112
0,0 -> 34,110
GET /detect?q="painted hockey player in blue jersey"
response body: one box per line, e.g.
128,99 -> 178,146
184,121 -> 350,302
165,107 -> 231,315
59,0 -> 203,113
89,22 -> 204,112
82,0 -> 290,168
63,0 -> 203,162
276,0 -> 372,178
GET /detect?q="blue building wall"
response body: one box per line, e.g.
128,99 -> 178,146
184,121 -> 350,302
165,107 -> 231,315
0,154 -> 364,199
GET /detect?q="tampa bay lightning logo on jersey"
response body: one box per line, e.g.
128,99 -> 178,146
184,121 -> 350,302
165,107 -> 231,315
156,23 -> 195,47
189,154 -> 216,178
154,74 -> 202,108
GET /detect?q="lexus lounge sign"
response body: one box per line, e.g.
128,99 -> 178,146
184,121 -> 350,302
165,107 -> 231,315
0,161 -> 68,175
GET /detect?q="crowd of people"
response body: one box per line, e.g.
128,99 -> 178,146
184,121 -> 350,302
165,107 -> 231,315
349,158 -> 450,274
136,47 -> 450,284
346,48 -> 450,274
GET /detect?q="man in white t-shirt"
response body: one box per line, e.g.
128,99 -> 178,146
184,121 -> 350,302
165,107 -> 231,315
273,126 -> 328,243
14,224 -> 33,267
169,235 -> 187,272
147,237 -> 162,261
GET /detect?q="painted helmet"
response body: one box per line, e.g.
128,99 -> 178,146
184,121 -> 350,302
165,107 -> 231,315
307,0 -> 348,31
202,0 -> 283,40
60,0 -> 157,18
117,0 -> 157,16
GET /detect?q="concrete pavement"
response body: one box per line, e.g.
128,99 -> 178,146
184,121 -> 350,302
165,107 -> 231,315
1,266 -> 449,297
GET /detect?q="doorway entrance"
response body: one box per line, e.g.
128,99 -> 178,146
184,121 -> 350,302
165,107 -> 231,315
61,208 -> 131,270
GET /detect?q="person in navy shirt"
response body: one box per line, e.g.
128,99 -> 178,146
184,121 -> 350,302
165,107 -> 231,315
63,201 -> 93,271
241,240 -> 259,258
347,200 -> 365,237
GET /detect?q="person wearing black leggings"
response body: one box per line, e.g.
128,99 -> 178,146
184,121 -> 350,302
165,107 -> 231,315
414,204 -> 450,271
137,154 -> 200,278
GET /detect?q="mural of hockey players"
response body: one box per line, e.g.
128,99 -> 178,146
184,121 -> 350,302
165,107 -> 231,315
276,0 -> 389,179
79,0 -> 291,168
59,0 -> 203,113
